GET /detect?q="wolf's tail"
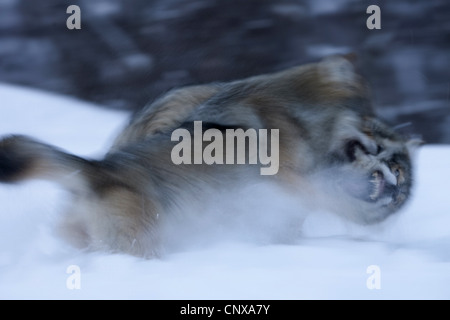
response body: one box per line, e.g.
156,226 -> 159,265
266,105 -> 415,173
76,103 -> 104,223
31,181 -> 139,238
0,135 -> 92,191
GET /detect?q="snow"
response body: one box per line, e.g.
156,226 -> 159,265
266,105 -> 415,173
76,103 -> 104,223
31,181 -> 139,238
0,83 -> 449,299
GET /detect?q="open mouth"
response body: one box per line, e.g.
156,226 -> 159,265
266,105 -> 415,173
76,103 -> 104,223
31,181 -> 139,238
339,169 -> 393,204
369,170 -> 385,201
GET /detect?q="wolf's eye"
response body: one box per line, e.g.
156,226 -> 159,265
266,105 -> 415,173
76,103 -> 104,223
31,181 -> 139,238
390,164 -> 405,184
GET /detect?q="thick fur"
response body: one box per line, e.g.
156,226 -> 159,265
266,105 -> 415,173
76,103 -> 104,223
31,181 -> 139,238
0,56 -> 419,257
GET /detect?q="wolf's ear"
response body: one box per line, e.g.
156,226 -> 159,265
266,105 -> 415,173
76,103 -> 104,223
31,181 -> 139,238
318,54 -> 359,85
406,138 -> 425,156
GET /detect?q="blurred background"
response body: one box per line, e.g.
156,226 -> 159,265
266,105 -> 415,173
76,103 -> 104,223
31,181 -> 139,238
0,0 -> 449,143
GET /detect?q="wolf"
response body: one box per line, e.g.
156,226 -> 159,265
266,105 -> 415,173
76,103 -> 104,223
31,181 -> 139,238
0,56 -> 420,257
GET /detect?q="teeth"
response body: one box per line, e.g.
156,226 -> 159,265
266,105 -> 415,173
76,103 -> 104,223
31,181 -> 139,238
370,172 -> 382,200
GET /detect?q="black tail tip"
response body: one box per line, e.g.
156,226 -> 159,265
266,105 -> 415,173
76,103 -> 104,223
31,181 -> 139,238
0,135 -> 33,183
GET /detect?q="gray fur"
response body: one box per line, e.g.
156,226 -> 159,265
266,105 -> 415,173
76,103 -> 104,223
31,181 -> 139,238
0,56 -> 419,257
